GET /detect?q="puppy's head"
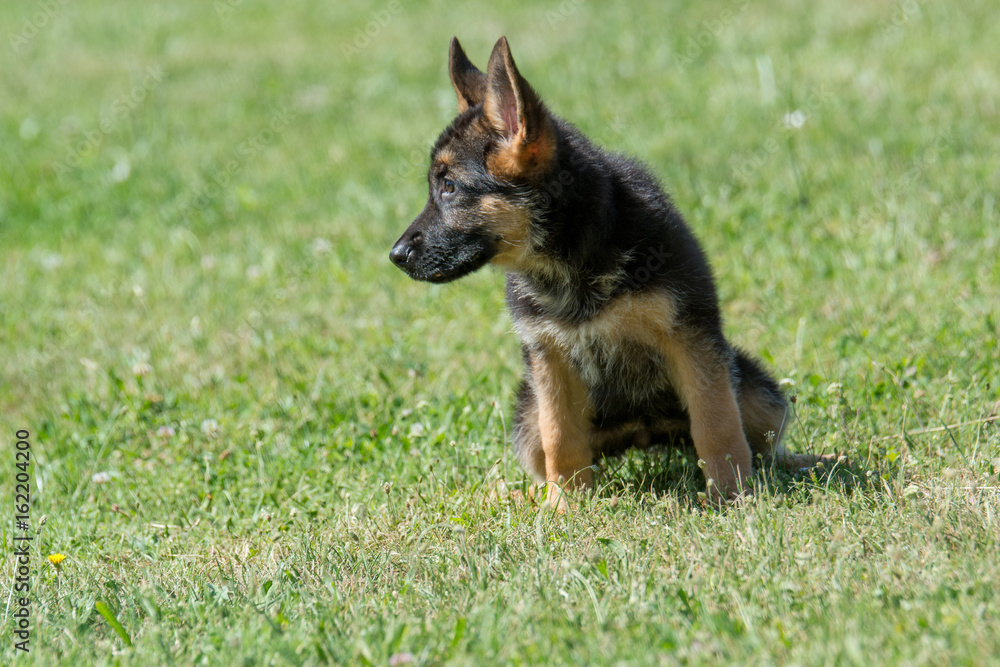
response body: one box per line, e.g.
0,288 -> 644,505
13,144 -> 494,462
390,37 -> 557,282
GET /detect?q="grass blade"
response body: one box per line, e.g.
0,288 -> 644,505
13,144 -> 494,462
95,601 -> 133,647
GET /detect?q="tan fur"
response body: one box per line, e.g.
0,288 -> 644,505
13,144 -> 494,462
528,347 -> 594,511
454,90 -> 472,114
485,128 -> 557,181
482,40 -> 557,181
518,289 -> 756,502
452,84 -> 476,114
516,289 -> 679,357
480,195 -> 532,267
433,151 -> 454,170
656,333 -> 752,501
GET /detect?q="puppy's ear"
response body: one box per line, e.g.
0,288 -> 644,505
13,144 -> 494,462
483,36 -> 556,179
449,37 -> 486,113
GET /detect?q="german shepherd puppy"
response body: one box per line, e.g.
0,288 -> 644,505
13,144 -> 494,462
391,36 -> 830,507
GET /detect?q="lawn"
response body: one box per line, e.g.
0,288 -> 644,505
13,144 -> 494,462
1,0 -> 999,664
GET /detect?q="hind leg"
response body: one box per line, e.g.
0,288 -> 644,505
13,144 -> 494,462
734,349 -> 837,471
734,350 -> 788,459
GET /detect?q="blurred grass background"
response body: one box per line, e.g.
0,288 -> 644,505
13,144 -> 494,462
1,0 -> 998,664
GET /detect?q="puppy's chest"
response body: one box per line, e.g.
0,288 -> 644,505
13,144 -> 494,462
516,311 -> 674,405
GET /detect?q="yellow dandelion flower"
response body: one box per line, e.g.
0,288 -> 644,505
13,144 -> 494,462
48,553 -> 66,565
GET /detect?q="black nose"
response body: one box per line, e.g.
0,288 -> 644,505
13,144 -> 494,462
390,241 -> 412,268
390,231 -> 422,268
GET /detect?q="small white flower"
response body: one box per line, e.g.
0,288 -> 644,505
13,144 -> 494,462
778,377 -> 796,388
408,423 -> 425,438
92,472 -> 113,484
826,382 -> 843,395
311,237 -> 332,256
19,117 -> 40,141
110,157 -> 131,183
294,85 -> 330,113
783,110 -> 807,129
39,252 -> 63,271
201,419 -> 221,439
156,425 -> 176,439
132,361 -> 152,377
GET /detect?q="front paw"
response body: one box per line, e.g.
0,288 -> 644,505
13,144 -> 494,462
699,456 -> 752,503
701,477 -> 753,507
542,482 -> 573,513
541,469 -> 595,513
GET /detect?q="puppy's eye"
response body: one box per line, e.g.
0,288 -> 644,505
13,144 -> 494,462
441,178 -> 456,196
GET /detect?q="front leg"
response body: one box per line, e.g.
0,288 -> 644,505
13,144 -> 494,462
659,334 -> 752,502
528,346 -> 594,509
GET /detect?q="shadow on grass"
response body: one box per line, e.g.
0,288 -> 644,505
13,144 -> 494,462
595,444 -> 880,507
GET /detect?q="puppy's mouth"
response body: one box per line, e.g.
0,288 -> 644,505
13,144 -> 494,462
391,229 -> 497,283
404,249 -> 494,283
425,270 -> 459,284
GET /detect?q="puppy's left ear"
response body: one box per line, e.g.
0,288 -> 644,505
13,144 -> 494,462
449,37 -> 486,113
483,37 -> 556,179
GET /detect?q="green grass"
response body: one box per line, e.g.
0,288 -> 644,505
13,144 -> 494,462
2,0 -> 999,664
